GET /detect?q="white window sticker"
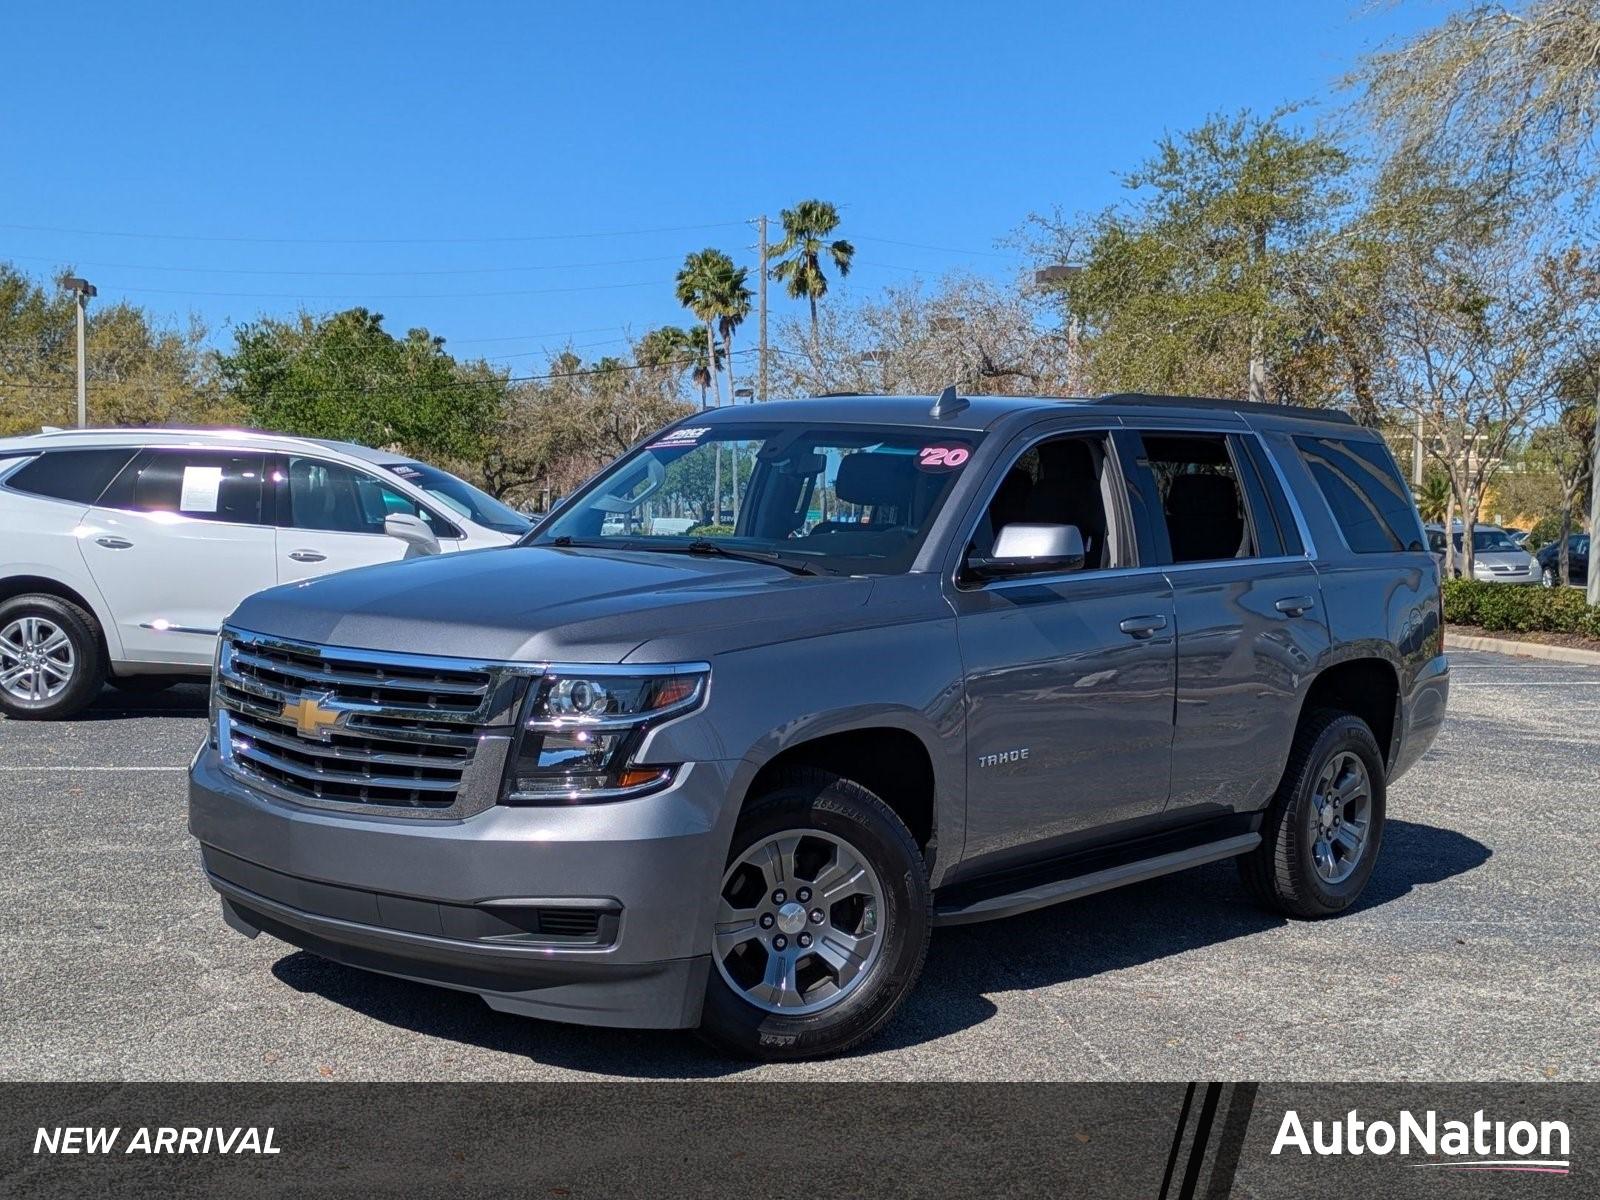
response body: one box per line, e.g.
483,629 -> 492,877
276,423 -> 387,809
178,465 -> 223,513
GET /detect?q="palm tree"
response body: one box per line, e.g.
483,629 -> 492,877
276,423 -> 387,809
676,250 -> 737,410
714,268 -> 752,403
1414,470 -> 1451,524
770,199 -> 855,351
682,325 -> 723,409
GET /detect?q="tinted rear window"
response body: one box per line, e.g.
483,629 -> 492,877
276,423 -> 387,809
1295,436 -> 1424,553
100,449 -> 269,525
4,448 -> 137,504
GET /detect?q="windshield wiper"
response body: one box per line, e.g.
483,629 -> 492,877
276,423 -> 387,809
677,539 -> 830,577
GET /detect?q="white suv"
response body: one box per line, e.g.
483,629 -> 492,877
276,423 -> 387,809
0,428 -> 530,718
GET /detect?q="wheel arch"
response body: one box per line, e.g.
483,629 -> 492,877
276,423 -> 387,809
1296,653 -> 1401,768
0,572 -> 118,663
731,710 -> 951,881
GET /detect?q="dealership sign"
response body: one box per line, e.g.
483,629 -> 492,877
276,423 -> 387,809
1272,1108 -> 1571,1174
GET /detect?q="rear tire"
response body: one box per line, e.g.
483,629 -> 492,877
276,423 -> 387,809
1239,710 -> 1386,919
0,594 -> 107,720
698,768 -> 931,1060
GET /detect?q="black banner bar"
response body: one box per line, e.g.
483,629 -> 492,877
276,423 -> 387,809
1,1083 -> 1591,1198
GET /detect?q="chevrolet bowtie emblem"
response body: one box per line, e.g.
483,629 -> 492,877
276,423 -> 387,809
281,694 -> 344,741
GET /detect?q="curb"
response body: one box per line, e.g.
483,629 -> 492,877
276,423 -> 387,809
1447,629 -> 1600,667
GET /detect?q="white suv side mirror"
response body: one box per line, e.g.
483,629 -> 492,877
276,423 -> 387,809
384,513 -> 441,558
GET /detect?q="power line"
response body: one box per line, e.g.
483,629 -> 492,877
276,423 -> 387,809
854,235 -> 1014,260
0,251 -> 683,278
0,219 -> 748,246
2,347 -> 764,397
0,323 -> 637,354
87,278 -> 670,301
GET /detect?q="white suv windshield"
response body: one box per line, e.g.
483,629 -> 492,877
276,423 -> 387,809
380,461 -> 531,536
533,423 -> 981,576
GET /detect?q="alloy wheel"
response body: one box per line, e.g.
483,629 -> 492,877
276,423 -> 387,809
1309,751 -> 1372,885
0,617 -> 76,703
714,828 -> 886,1015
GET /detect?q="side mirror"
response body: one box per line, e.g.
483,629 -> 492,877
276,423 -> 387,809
968,523 -> 1085,579
384,513 -> 441,558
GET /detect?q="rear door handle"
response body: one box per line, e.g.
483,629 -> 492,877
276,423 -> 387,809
1118,614 -> 1168,638
288,549 -> 327,563
95,536 -> 133,550
1275,595 -> 1316,616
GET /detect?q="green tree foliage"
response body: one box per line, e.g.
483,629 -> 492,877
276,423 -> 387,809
0,264 -> 228,435
770,199 -> 855,350
217,308 -> 501,462
1030,109 -> 1350,404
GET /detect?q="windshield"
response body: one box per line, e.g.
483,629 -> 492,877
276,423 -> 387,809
381,461 -> 531,536
1452,529 -> 1522,553
532,422 -> 982,575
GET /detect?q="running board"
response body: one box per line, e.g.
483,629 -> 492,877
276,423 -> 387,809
931,832 -> 1261,926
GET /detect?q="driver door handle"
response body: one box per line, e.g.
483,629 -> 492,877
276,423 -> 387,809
1275,595 -> 1316,616
1119,614 -> 1168,638
288,549 -> 327,563
95,536 -> 133,549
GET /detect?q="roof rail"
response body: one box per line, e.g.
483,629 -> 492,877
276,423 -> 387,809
1088,393 -> 1358,426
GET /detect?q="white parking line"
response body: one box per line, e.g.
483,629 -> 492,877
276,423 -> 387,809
1453,682 -> 1600,688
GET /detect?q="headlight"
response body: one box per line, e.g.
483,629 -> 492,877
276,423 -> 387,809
501,666 -> 708,804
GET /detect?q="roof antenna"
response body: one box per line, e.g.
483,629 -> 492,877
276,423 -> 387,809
929,385 -> 968,419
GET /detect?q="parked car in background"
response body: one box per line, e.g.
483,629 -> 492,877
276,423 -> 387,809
1534,532 -> 1591,588
0,428 -> 530,718
1424,522 -> 1541,584
189,392 -> 1447,1060
1502,526 -> 1529,548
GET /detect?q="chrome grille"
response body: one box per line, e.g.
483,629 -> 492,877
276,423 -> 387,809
214,627 -> 531,814
225,636 -> 494,713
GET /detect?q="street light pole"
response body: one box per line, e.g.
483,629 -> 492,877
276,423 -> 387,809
756,215 -> 769,402
1413,413 -> 1424,487
1034,265 -> 1084,394
60,276 -> 97,428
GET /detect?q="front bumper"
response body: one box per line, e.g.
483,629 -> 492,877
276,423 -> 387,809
188,747 -> 735,1029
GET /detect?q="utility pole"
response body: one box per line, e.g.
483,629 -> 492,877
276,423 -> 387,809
756,214 -> 769,401
60,276 -> 96,428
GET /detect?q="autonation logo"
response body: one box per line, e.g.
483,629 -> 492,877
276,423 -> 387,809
1272,1109 -> 1571,1175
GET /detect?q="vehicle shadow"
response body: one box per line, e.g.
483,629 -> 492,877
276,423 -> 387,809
71,682 -> 210,721
271,818 -> 1489,1077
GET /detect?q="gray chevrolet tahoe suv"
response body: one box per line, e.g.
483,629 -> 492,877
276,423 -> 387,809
188,392 -> 1449,1059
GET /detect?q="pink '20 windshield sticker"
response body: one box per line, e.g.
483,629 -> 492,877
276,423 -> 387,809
918,445 -> 971,470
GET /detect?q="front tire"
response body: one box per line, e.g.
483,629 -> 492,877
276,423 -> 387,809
1239,710 -> 1386,919
0,594 -> 106,720
698,768 -> 931,1060
1542,566 -> 1559,588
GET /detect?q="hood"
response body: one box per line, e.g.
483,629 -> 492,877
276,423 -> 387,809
228,545 -> 873,663
1472,550 -> 1536,569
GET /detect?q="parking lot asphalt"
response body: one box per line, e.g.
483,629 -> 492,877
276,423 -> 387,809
2,648 -> 1596,1082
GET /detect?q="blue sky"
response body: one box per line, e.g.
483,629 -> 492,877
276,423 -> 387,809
1,1 -> 1438,373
